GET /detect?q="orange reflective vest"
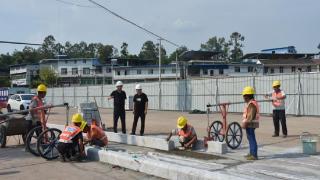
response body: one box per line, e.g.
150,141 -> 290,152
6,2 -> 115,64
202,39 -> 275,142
32,96 -> 45,123
178,124 -> 194,138
87,124 -> 108,146
242,100 -> 260,128
59,125 -> 82,143
272,91 -> 285,108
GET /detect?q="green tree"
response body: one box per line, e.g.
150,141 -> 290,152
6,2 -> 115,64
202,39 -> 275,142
120,42 -> 129,58
40,35 -> 56,59
39,67 -> 57,87
200,37 -> 229,60
229,32 -> 245,62
156,42 -> 169,64
97,44 -> 117,63
168,46 -> 188,62
318,43 -> 320,53
139,41 -> 158,61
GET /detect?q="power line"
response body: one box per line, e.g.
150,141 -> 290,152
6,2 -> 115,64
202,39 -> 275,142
88,0 -> 180,48
54,0 -> 96,8
0,41 -> 41,46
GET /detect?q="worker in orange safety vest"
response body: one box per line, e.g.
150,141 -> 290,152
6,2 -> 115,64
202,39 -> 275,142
242,86 -> 260,160
57,113 -> 89,162
265,80 -> 288,138
85,119 -> 108,147
166,116 -> 197,150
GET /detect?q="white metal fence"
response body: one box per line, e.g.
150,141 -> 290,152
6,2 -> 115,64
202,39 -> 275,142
45,72 -> 320,116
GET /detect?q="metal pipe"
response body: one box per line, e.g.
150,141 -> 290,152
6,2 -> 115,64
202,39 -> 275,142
206,100 -> 272,108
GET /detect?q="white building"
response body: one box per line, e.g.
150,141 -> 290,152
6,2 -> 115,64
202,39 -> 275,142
40,58 -> 113,86
10,64 -> 39,87
113,64 -> 182,83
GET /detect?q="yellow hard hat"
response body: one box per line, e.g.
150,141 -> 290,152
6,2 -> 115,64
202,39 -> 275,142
37,84 -> 47,92
177,116 -> 187,129
80,121 -> 88,131
72,113 -> 84,123
242,86 -> 255,95
272,80 -> 281,87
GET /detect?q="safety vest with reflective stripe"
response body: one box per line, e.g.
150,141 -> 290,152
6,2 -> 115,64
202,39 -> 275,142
32,96 -> 45,122
272,91 -> 285,109
242,100 -> 260,128
59,125 -> 82,143
178,124 -> 194,138
88,124 -> 108,146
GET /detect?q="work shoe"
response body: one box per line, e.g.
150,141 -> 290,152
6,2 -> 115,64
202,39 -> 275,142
59,154 -> 66,162
244,154 -> 251,158
283,135 -> 287,138
272,134 -> 279,137
246,155 -> 258,161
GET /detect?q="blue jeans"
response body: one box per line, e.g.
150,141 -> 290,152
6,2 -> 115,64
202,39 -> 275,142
246,128 -> 258,158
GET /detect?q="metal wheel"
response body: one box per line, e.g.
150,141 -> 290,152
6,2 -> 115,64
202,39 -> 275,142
209,121 -> 225,142
25,126 -> 42,156
0,125 -> 7,148
226,122 -> 243,149
37,128 -> 61,160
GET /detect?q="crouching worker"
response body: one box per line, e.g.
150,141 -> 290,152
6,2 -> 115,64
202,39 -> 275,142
166,116 -> 197,150
85,119 -> 108,147
57,113 -> 89,162
241,86 -> 260,161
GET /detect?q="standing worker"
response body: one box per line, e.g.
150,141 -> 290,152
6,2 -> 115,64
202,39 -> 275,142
265,80 -> 287,138
26,84 -> 49,133
241,86 -> 260,160
108,81 -> 127,134
166,116 -> 197,150
131,84 -> 148,136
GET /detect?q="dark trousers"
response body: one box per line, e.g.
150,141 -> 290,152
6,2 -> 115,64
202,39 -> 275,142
246,128 -> 258,158
273,110 -> 287,135
131,113 -> 145,135
113,110 -> 126,133
57,142 -> 79,158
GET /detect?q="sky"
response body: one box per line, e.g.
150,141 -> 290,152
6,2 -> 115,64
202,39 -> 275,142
0,0 -> 319,55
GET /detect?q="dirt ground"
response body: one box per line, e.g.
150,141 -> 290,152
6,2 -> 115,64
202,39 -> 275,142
47,107 -> 320,149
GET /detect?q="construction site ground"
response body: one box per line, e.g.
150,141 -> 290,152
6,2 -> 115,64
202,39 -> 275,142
1,107 -> 320,179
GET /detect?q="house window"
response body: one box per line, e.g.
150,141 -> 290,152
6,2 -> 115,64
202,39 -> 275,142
248,66 -> 254,73
72,68 -> 78,75
270,68 -> 274,74
74,60 -> 77,64
65,60 -> 68,64
291,66 -> 296,72
83,60 -> 86,64
95,67 -> 102,74
117,71 -> 121,75
83,68 -> 90,75
61,68 -> 67,75
161,69 -> 165,74
148,69 -> 153,74
106,68 -> 111,73
279,67 -> 284,73
264,67 -> 269,74
219,69 -> 224,75
203,69 -> 208,75
125,70 -> 129,75
172,68 -> 176,74
307,66 -> 312,72
137,69 -> 142,74
234,66 -> 240,73
210,70 -> 214,76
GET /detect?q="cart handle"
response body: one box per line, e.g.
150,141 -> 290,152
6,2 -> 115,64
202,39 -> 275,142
206,100 -> 272,108
0,103 -> 69,118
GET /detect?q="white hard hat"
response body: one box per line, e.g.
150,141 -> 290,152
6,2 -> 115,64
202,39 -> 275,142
135,84 -> 142,90
116,81 -> 123,87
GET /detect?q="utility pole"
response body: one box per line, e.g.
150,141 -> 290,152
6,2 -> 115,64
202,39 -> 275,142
175,52 -> 178,80
158,38 -> 162,110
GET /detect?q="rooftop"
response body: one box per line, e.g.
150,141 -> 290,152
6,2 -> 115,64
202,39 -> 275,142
180,50 -> 222,61
242,53 -> 316,59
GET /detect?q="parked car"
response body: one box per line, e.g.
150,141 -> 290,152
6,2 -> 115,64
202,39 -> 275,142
7,94 -> 35,112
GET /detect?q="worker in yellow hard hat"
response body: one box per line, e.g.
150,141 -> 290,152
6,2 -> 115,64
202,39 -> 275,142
26,84 -> 50,137
57,113 -> 89,162
166,116 -> 197,150
265,80 -> 287,138
242,86 -> 260,160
